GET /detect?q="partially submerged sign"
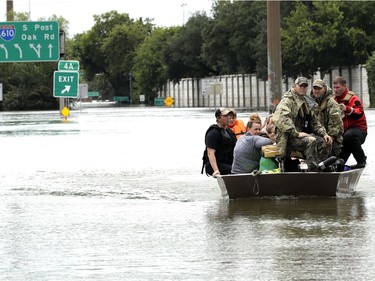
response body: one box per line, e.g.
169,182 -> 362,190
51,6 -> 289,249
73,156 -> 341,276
53,71 -> 79,98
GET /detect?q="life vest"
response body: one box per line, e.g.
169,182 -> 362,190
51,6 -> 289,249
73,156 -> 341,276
228,119 -> 246,139
201,124 -> 237,174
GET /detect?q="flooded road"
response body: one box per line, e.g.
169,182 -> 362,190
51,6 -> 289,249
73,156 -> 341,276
0,107 -> 374,280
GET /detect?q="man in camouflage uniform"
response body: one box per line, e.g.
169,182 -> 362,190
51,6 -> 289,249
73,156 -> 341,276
273,77 -> 333,171
311,79 -> 343,158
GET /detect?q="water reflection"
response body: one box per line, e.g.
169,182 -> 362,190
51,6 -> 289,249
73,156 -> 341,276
212,197 -> 366,221
205,197 -> 370,280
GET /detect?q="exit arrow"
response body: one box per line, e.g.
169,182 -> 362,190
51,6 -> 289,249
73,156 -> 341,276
61,85 -> 71,94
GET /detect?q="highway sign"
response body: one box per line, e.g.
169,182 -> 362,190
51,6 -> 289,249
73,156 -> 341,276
0,21 -> 59,62
58,60 -> 80,71
164,96 -> 174,106
88,91 -> 100,97
53,71 -> 79,98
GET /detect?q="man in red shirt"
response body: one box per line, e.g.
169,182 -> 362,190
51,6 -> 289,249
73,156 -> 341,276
333,76 -> 367,168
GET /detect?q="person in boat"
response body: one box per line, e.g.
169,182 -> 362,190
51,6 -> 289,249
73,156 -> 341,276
310,79 -> 344,158
333,76 -> 367,168
247,117 -> 262,136
231,120 -> 274,174
248,113 -> 266,137
247,113 -> 277,141
227,109 -> 246,139
249,113 -> 262,124
258,113 -> 277,140
273,77 -> 333,171
202,108 -> 237,177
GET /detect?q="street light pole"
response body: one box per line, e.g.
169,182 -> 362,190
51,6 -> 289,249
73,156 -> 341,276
181,3 -> 187,26
28,0 -> 31,20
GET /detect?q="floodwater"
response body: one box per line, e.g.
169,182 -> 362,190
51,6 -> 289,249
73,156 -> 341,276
0,106 -> 374,281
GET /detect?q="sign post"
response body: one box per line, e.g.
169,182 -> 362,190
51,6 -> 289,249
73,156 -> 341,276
0,21 -> 59,62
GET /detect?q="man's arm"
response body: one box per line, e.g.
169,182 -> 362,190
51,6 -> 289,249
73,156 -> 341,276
273,99 -> 300,137
346,95 -> 365,119
327,99 -> 344,139
207,147 -> 220,177
254,136 -> 273,148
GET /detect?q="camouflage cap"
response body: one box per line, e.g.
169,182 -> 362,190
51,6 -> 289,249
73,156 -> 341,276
295,77 -> 308,86
215,107 -> 233,118
312,79 -> 326,88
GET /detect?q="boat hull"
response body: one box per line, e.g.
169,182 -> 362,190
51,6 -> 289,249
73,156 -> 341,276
217,169 -> 364,199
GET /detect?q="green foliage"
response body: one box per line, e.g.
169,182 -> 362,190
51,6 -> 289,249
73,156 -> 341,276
2,63 -> 58,110
132,27 -> 179,103
71,11 -> 152,98
281,1 -> 374,78
167,12 -> 214,81
12,12 -> 29,21
202,1 -> 267,77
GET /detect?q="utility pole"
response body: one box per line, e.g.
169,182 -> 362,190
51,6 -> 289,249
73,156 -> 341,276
6,0 -> 14,21
267,0 -> 282,111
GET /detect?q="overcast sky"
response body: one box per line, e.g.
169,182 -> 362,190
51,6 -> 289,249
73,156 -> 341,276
3,0 -> 213,36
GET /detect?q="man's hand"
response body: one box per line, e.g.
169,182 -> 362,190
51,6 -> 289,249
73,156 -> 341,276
212,170 -> 220,178
339,103 -> 346,111
324,135 -> 333,145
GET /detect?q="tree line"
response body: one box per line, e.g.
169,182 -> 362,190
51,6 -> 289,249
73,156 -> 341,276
2,1 -> 375,110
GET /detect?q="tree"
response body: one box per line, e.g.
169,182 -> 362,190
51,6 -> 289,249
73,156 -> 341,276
102,20 -> 152,96
201,1 -> 268,77
71,11 -> 152,98
2,62 -> 57,110
132,27 -> 178,103
281,1 -> 375,78
202,1 -> 240,74
166,12 -> 215,81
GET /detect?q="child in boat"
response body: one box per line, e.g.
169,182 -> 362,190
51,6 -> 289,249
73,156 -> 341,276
227,109 -> 246,140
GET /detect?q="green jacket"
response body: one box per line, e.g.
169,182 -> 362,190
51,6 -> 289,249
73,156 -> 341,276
310,87 -> 343,144
273,87 -> 327,155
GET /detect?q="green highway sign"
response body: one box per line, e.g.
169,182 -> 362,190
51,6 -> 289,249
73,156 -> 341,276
53,71 -> 79,98
58,60 -> 80,71
88,91 -> 100,97
0,21 -> 59,62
